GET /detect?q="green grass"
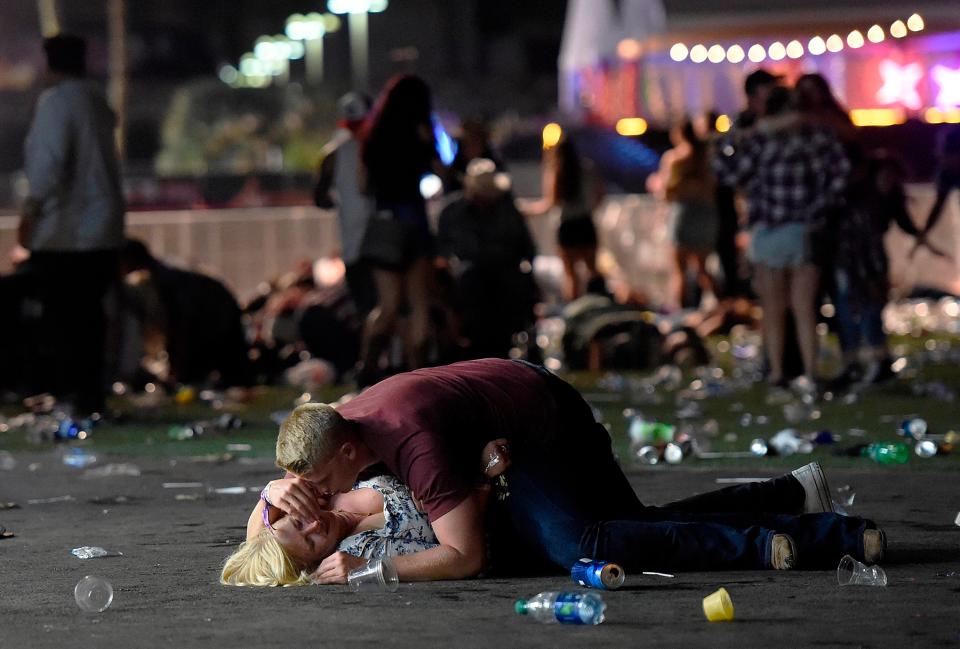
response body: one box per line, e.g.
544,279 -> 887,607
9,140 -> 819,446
2,334 -> 957,470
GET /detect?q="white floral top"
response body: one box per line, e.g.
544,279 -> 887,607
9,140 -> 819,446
337,475 -> 438,559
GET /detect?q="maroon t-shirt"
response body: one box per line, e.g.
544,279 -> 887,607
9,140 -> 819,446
338,359 -> 556,522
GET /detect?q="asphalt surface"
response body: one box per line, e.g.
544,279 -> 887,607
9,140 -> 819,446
1,449 -> 959,649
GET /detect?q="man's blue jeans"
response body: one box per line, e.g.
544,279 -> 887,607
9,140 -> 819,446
834,267 -> 886,353
491,363 -> 873,573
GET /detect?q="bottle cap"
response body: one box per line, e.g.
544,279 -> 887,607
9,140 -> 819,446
514,600 -> 528,615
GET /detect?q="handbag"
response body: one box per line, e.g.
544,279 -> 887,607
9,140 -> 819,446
359,209 -> 408,267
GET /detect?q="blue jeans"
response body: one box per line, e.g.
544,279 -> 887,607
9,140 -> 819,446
834,267 -> 886,353
489,363 -> 873,573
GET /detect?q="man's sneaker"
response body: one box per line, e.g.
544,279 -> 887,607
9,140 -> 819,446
863,529 -> 886,564
770,533 -> 797,570
791,461 -> 835,513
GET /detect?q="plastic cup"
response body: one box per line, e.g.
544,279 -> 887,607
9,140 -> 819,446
74,576 -> 113,612
837,555 -> 887,587
702,587 -> 734,622
347,557 -> 399,592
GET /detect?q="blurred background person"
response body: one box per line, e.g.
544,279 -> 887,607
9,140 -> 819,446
357,75 -> 443,385
523,135 -> 605,301
445,117 -> 505,193
651,118 -> 718,310
18,34 -> 125,415
436,158 -> 537,359
728,86 -> 850,390
313,92 -> 376,318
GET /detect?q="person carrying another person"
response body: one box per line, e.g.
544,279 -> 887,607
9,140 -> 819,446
223,358 -> 884,586
17,34 -> 125,415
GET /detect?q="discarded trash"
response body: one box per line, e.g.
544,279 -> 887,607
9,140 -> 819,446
702,587 -> 734,622
55,418 -> 94,441
167,423 -> 205,441
27,495 -> 74,504
174,386 -> 197,405
62,448 -> 97,469
955,512 -> 960,527
898,418 -> 928,440
83,463 -> 141,478
769,429 -> 810,456
162,482 -> 204,489
633,445 -> 659,465
862,442 -> 910,465
641,571 -> 675,578
835,485 -> 856,508
627,417 -> 675,445
175,494 -> 201,501
0,450 -> 15,471
0,502 -> 19,510
213,486 -> 248,495
225,443 -> 252,452
571,559 -> 624,590
347,557 -> 399,592
716,478 -> 766,484
915,440 -> 938,458
0,525 -> 14,539
814,430 -> 837,445
71,546 -> 109,559
74,576 -> 113,613
749,438 -> 769,457
837,555 -> 887,587
515,591 -> 606,625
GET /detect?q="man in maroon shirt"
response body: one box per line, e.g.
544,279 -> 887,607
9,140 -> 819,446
262,358 -> 882,582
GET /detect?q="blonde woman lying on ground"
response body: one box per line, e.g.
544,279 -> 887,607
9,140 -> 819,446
221,440 -> 508,586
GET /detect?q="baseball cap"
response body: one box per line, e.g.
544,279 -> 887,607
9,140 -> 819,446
337,92 -> 371,122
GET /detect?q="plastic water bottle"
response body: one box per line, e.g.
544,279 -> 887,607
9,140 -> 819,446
514,592 -> 606,625
861,442 -> 909,465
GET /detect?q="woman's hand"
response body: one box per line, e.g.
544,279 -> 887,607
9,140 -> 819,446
264,477 -> 327,522
481,438 -> 511,478
310,551 -> 368,585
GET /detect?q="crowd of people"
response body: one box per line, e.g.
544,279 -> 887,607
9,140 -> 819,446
3,32 -> 958,414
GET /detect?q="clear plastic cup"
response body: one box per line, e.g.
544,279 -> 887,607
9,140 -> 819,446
347,557 -> 399,592
837,555 -> 887,587
702,587 -> 734,622
74,576 -> 113,612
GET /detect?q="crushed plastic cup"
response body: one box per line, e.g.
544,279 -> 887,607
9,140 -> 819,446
914,440 -> 938,458
71,546 -> 109,559
837,555 -> 887,587
74,575 -> 113,612
702,587 -> 734,622
347,557 -> 399,592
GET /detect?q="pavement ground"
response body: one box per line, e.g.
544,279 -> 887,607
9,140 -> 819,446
2,449 -> 959,649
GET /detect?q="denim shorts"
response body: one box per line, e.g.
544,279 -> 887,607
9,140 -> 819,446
748,222 -> 812,268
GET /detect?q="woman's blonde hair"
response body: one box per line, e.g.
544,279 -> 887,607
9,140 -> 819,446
220,530 -> 311,587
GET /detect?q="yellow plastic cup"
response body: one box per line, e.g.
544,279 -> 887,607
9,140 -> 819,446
702,587 -> 734,622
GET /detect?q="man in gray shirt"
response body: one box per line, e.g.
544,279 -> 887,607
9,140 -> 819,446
18,34 -> 125,414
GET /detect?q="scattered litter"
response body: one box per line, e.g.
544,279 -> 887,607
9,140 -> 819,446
837,555 -> 887,587
225,443 -> 252,452
715,478 -> 766,484
83,463 -> 141,478
571,559 -> 624,590
955,512 -> 960,527
162,482 -> 203,489
62,448 -> 97,469
74,576 -> 113,613
175,493 -> 201,501
515,591 -> 606,625
27,495 -> 74,504
937,571 -> 959,578
0,502 -> 20,510
186,453 -> 234,464
0,450 -> 16,470
702,587 -> 734,622
641,571 -> 675,578
0,525 -> 14,539
71,546 -> 121,559
212,486 -> 250,495
88,496 -> 134,505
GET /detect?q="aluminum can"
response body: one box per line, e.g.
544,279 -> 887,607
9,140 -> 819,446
571,559 -> 625,590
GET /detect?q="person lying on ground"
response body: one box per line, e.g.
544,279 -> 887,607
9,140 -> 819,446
220,440 -> 508,586
268,359 -> 886,583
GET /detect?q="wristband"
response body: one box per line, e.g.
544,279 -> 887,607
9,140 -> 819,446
260,484 -> 273,505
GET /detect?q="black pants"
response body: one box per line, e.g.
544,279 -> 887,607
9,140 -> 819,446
24,250 -> 119,413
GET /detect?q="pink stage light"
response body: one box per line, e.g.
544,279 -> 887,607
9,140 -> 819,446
876,60 -> 924,110
932,64 -> 960,108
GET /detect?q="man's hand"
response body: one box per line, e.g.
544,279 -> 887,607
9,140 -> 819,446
264,477 -> 328,522
310,551 -> 367,584
482,438 -> 511,478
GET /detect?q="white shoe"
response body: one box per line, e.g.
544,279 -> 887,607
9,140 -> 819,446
791,461 -> 834,513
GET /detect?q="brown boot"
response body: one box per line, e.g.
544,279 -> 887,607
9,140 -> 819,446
863,529 -> 886,564
770,533 -> 797,570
